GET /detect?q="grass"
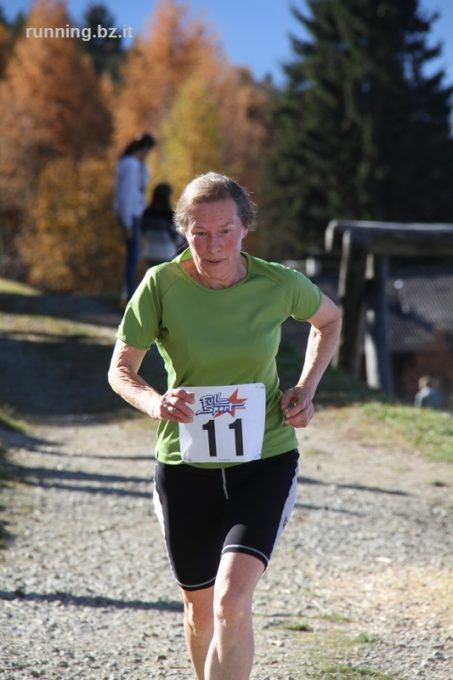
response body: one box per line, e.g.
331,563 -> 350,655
0,277 -> 40,296
311,401 -> 453,464
361,402 -> 453,463
278,330 -> 452,464
0,406 -> 26,433
282,625 -> 399,680
281,620 -> 314,632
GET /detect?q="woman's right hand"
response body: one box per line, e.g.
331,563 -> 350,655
150,389 -> 195,423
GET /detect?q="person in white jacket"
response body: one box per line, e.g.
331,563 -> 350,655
114,132 -> 155,301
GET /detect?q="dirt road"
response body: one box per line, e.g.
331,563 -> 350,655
0,290 -> 451,679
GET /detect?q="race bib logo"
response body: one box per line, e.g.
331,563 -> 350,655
195,388 -> 247,418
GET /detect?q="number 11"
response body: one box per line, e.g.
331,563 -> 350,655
202,418 -> 244,457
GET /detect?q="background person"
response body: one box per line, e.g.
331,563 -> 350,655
141,182 -> 181,268
113,132 -> 155,302
108,171 -> 341,680
414,375 -> 443,409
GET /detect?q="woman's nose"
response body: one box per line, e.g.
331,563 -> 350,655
207,233 -> 222,250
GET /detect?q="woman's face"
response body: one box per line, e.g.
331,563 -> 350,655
185,199 -> 248,287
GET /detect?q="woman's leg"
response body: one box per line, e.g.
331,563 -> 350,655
181,586 -> 214,680
124,218 -> 141,299
205,552 -> 265,680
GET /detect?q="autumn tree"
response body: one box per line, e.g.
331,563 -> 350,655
153,68 -> 225,198
113,0 -> 224,149
20,156 -> 122,293
218,68 -> 271,192
115,0 -> 270,212
0,0 -> 112,277
0,0 -> 111,170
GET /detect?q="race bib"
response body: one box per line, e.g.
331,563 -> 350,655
179,383 -> 265,463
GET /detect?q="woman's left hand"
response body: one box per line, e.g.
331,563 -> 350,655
281,385 -> 314,428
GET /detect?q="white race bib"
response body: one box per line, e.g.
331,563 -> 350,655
178,383 -> 266,463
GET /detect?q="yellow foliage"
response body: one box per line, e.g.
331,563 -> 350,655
0,0 -> 273,285
114,0 -> 224,149
218,68 -> 272,191
20,156 -> 123,293
0,0 -> 111,202
153,68 -> 228,198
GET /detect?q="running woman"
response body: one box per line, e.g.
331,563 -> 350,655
108,172 -> 341,680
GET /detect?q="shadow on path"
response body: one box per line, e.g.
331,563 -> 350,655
0,291 -> 121,329
295,501 -> 364,516
0,589 -> 183,612
298,474 -> 410,497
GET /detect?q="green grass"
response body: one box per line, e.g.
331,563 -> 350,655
0,407 -> 26,433
281,620 -> 314,632
353,633 -> 382,644
0,277 -> 40,296
362,402 -> 453,463
283,626 -> 400,680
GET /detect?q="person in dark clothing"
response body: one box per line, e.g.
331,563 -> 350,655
141,182 -> 182,268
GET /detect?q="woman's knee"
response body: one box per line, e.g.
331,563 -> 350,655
213,553 -> 264,627
183,589 -> 214,635
213,589 -> 251,629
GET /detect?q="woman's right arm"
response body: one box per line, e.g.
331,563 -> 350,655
108,340 -> 194,422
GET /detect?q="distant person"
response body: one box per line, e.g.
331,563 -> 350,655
113,132 -> 156,302
141,182 -> 180,268
414,375 -> 443,409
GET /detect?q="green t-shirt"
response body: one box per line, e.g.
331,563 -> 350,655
116,250 -> 322,465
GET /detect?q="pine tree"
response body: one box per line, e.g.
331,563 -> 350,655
261,0 -> 453,257
81,3 -> 125,80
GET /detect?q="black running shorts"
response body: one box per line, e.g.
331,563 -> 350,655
153,449 -> 299,591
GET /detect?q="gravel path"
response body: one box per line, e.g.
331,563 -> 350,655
1,410 -> 452,679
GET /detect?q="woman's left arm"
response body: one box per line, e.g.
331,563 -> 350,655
281,293 -> 342,428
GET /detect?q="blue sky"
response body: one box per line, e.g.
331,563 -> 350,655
2,0 -> 453,86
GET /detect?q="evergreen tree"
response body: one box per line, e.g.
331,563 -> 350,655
261,0 -> 453,257
81,3 -> 125,80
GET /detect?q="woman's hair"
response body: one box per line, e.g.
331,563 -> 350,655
120,132 -> 155,158
144,182 -> 173,220
174,172 -> 256,234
